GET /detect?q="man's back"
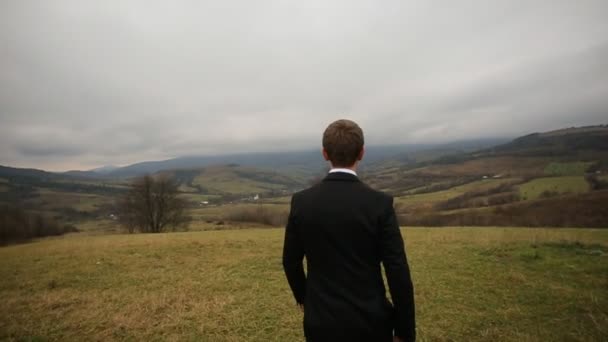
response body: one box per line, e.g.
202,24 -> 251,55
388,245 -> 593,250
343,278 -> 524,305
283,171 -> 416,341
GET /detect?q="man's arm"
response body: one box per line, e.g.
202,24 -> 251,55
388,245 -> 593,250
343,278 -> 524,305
282,195 -> 306,304
380,196 -> 416,341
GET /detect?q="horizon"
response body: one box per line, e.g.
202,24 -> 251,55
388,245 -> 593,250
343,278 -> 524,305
5,134 -> 509,172
1,1 -> 607,171
3,123 -> 606,173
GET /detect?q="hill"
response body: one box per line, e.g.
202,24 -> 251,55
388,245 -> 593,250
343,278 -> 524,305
1,125 -> 607,231
478,125 -> 608,157
361,125 -> 608,228
364,125 -> 608,193
0,163 -> 305,231
0,165 -> 61,181
100,139 -> 507,179
161,164 -> 305,198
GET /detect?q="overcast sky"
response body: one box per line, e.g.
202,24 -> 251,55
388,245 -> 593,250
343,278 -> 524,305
1,0 -> 607,171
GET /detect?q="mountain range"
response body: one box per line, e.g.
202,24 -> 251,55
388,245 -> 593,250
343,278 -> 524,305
1,124 -> 607,228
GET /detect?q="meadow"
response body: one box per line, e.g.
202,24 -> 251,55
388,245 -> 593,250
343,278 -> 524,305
518,176 -> 589,200
1,227 -> 607,341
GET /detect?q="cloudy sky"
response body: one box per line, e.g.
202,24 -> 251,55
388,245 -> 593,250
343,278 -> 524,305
1,0 -> 607,171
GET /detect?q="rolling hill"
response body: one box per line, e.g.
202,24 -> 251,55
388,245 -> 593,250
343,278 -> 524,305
363,125 -> 608,227
1,125 -> 607,230
161,164 -> 305,197
96,138 -> 508,179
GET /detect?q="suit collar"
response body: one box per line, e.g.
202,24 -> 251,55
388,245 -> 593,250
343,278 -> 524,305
329,168 -> 357,176
323,171 -> 360,182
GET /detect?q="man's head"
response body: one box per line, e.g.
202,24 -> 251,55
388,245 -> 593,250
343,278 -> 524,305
322,119 -> 365,168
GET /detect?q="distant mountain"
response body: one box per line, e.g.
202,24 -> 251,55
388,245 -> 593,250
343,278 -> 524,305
103,138 -> 510,179
105,150 -> 324,179
480,125 -> 608,157
0,165 -> 60,181
90,165 -> 120,174
62,170 -> 101,178
61,165 -> 120,178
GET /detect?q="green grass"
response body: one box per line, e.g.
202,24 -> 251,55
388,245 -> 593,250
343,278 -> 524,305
178,183 -> 201,193
543,162 -> 594,176
180,193 -> 221,204
25,188 -> 113,212
191,166 -> 295,195
395,178 -> 516,209
519,177 -> 589,200
259,196 -> 292,204
1,227 -> 607,341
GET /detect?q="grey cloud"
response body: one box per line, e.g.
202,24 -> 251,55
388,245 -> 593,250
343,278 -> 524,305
1,0 -> 607,170
15,144 -> 84,158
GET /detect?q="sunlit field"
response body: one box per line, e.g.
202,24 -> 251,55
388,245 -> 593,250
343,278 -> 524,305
1,227 -> 607,341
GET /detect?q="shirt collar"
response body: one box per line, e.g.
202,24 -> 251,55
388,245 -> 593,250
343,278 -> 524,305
329,168 -> 357,176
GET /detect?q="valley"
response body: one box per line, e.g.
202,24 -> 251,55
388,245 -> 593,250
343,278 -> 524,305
1,126 -> 607,234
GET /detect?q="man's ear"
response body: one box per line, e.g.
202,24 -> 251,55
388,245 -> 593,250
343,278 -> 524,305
357,146 -> 365,161
322,148 -> 330,161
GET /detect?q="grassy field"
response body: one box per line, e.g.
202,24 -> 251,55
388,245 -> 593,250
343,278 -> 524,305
190,166 -> 296,195
1,227 -> 607,341
395,178 -> 516,210
518,177 -> 589,200
419,157 -> 549,177
543,162 -> 594,176
188,203 -> 289,227
24,188 -> 114,212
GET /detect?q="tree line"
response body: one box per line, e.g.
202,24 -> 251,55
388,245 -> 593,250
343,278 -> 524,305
0,205 -> 78,243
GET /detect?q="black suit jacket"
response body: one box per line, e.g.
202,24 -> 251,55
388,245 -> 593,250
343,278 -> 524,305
283,172 -> 415,341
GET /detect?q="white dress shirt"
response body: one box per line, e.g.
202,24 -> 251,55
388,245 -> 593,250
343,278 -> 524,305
329,168 -> 357,176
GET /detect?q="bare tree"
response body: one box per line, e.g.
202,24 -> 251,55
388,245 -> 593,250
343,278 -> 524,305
118,174 -> 189,233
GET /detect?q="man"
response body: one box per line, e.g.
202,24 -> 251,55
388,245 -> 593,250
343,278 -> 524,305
283,119 -> 416,342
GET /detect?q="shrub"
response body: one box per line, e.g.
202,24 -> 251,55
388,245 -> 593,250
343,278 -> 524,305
0,205 -> 79,243
223,205 -> 288,226
435,181 -> 521,211
400,190 -> 608,227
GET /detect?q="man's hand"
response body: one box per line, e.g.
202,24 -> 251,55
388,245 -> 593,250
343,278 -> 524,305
393,336 -> 403,342
297,303 -> 304,312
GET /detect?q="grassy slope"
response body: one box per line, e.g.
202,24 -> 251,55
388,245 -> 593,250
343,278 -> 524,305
190,166 -> 301,195
26,188 -> 113,212
518,177 -> 589,200
1,228 -> 607,341
188,203 -> 289,226
419,156 -> 549,177
543,162 -> 594,176
394,178 -> 516,210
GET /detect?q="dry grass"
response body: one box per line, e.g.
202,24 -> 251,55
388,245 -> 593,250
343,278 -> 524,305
1,227 -> 607,341
421,157 -> 549,177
